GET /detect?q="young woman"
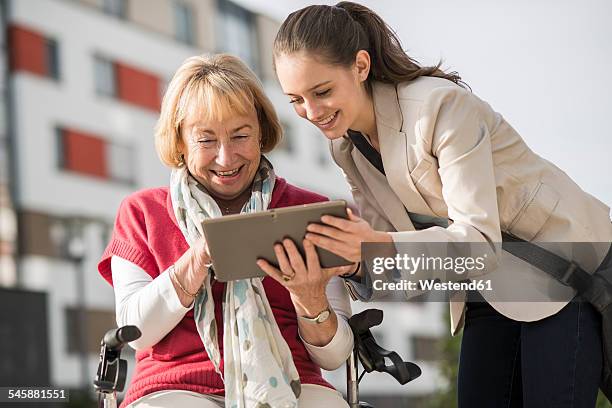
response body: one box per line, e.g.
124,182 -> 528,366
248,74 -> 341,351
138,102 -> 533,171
270,2 -> 612,406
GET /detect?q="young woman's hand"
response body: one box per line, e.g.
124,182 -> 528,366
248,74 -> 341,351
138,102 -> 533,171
256,238 -> 355,315
305,208 -> 392,263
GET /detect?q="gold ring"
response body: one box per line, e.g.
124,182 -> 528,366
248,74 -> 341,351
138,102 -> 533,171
282,275 -> 293,282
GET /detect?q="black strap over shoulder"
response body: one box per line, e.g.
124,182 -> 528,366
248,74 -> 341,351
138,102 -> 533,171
348,130 -> 385,175
501,232 -> 612,312
347,131 -> 447,231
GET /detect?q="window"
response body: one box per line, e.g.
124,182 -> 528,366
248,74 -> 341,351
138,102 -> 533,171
411,335 -> 440,362
93,56 -> 161,111
94,56 -> 116,97
174,1 -> 194,45
57,127 -> 107,179
216,0 -> 259,74
17,210 -> 57,257
116,62 -> 161,111
65,307 -> 116,354
45,38 -> 60,80
102,0 -> 127,19
9,25 -> 60,80
0,289 -> 50,385
56,126 -> 135,185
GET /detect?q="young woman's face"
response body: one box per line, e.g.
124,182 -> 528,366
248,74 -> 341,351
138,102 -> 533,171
275,51 -> 370,140
179,105 -> 261,201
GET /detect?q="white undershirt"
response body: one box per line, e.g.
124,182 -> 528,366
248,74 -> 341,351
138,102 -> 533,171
111,256 -> 354,370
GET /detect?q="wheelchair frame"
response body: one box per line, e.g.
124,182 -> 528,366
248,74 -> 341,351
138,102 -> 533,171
94,309 -> 422,407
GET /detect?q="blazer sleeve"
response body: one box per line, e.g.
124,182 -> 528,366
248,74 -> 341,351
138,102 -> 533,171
389,86 -> 503,280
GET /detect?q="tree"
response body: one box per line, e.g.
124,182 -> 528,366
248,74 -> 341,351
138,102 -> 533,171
426,309 -> 460,408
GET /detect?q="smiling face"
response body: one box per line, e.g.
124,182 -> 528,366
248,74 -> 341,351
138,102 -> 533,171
274,50 -> 373,140
179,104 -> 261,201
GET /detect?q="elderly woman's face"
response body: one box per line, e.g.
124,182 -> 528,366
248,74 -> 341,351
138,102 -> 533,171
180,106 -> 261,201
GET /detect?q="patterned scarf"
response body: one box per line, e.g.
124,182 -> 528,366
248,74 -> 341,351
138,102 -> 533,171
170,156 -> 301,408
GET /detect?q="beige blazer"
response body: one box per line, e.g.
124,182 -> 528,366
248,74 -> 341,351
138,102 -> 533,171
330,77 -> 612,335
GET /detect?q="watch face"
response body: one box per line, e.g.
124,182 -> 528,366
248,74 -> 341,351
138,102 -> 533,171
316,309 -> 331,323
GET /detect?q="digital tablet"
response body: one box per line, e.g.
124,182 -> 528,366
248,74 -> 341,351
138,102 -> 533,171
201,200 -> 352,282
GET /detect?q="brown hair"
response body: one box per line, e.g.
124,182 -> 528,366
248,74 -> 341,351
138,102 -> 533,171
155,54 -> 283,168
273,1 -> 466,89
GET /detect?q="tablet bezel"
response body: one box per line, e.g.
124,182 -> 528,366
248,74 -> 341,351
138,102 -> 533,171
201,200 -> 352,282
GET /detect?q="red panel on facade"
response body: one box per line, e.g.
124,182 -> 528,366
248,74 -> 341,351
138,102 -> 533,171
116,63 -> 161,111
63,129 -> 108,179
8,25 -> 47,76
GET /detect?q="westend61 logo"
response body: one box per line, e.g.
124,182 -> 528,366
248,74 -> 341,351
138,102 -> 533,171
371,253 -> 487,275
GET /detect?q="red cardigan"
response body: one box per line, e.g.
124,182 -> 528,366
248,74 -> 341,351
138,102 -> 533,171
98,177 -> 335,407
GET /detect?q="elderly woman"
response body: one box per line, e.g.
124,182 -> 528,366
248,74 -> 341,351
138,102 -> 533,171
97,54 -> 355,408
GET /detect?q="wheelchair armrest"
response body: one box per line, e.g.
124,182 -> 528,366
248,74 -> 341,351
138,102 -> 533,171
349,309 -> 422,385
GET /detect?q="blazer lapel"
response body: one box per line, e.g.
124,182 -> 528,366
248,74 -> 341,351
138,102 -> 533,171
331,137 -> 414,232
352,150 -> 415,232
373,82 -> 436,217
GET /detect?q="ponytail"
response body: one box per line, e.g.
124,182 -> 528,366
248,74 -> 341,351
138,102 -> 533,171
273,1 -> 466,89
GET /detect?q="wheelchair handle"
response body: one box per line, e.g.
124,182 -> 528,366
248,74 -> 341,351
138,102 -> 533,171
348,309 -> 383,333
103,325 -> 141,351
349,309 -> 422,385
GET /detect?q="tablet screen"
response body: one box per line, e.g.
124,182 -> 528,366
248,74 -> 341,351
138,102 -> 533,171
202,200 -> 352,282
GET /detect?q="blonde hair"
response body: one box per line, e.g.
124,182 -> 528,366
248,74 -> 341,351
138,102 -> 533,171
155,54 -> 283,168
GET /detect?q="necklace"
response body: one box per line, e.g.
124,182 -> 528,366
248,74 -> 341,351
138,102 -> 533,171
211,176 -> 254,214
217,195 -> 248,215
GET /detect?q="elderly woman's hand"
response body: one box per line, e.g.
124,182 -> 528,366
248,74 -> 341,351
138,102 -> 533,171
172,237 -> 212,307
256,238 -> 355,316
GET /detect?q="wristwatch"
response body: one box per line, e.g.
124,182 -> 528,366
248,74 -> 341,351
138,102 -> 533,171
298,308 -> 331,324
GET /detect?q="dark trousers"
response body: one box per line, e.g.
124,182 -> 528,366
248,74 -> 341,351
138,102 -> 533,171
458,293 -> 602,408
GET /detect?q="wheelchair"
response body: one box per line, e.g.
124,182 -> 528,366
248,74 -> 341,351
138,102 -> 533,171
94,309 -> 422,408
